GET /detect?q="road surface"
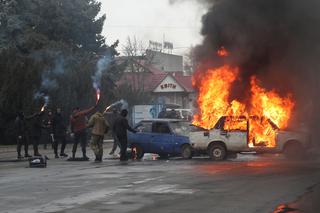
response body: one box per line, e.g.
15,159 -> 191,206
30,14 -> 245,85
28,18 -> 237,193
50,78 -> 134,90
0,146 -> 319,213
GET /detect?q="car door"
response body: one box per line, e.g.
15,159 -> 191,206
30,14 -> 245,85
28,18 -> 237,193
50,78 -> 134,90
129,121 -> 153,152
222,117 -> 248,150
150,121 -> 174,154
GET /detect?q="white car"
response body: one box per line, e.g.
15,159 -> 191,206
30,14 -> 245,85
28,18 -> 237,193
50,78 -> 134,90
190,116 -> 311,161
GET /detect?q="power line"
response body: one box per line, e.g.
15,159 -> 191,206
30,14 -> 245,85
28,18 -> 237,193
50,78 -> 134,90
104,24 -> 199,30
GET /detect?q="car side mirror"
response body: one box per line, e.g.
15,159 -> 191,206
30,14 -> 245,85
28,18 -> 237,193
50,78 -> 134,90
204,131 -> 209,137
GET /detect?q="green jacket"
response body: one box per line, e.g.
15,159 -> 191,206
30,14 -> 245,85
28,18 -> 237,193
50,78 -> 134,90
87,112 -> 109,136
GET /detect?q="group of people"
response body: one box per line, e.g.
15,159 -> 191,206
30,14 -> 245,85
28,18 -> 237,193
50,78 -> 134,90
15,108 -> 68,159
15,102 -> 137,162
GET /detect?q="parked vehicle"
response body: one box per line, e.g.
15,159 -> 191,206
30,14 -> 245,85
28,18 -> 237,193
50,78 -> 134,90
128,119 -> 193,159
190,116 -> 311,161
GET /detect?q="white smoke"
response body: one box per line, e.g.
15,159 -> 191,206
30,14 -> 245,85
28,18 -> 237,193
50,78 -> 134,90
92,54 -> 112,93
34,56 -> 65,105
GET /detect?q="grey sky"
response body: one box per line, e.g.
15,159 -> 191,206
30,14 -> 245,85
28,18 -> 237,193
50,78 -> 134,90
99,0 -> 206,55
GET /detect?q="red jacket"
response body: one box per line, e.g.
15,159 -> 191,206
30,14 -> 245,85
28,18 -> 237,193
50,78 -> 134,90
70,107 -> 95,133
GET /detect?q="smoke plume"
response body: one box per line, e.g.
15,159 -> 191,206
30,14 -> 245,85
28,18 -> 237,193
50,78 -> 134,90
193,0 -> 320,135
34,56 -> 65,106
92,53 -> 112,94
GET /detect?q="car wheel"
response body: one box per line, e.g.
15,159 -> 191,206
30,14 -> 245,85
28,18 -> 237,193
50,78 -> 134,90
283,142 -> 304,160
131,145 -> 144,160
181,144 -> 192,159
209,143 -> 226,161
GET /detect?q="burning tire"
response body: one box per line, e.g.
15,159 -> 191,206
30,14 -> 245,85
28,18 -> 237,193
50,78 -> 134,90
181,144 -> 192,159
131,145 -> 144,160
209,143 -> 226,161
283,141 -> 305,160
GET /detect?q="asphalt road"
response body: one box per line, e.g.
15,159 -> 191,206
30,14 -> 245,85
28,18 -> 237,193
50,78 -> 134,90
0,147 -> 320,213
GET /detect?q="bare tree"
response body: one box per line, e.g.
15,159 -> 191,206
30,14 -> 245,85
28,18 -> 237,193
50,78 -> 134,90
116,36 -> 155,105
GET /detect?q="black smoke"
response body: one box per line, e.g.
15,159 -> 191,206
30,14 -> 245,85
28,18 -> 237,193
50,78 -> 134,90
193,0 -> 320,139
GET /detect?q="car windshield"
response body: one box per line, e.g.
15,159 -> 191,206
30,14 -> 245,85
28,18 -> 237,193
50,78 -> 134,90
170,121 -> 190,136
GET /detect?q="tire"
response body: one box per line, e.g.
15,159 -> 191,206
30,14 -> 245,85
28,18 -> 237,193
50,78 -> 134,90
209,143 -> 226,161
181,144 -> 193,159
131,145 -> 144,160
283,142 -> 304,160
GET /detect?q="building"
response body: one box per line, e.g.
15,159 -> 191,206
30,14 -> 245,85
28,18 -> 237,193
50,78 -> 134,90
117,51 -> 195,109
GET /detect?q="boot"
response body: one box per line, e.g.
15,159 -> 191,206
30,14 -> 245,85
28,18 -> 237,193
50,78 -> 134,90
24,153 -> 32,158
34,153 -> 42,156
55,154 -> 59,159
60,153 -> 68,157
17,154 -> 22,159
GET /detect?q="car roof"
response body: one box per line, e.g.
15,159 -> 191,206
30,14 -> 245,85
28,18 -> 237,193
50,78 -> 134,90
139,119 -> 185,122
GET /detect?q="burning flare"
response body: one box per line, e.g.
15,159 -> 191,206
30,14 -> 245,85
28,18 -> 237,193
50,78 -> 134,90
193,50 -> 294,148
96,89 -> 100,103
40,105 -> 45,112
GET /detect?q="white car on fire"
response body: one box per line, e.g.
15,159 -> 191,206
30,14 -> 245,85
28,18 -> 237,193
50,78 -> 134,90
190,116 -> 311,161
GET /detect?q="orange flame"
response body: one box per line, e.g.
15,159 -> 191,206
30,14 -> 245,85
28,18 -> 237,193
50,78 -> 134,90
193,64 -> 294,148
217,46 -> 229,57
192,65 -> 239,129
96,89 -> 100,103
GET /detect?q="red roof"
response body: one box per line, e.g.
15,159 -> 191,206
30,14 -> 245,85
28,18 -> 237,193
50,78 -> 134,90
117,61 -> 194,93
174,72 -> 194,92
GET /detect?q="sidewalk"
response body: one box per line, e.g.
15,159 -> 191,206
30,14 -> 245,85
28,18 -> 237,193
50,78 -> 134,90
0,139 -> 115,161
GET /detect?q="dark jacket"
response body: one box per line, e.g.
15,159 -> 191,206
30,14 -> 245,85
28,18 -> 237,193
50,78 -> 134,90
43,115 -> 54,134
29,114 -> 43,137
113,116 -> 136,139
53,113 -> 67,137
15,116 -> 27,136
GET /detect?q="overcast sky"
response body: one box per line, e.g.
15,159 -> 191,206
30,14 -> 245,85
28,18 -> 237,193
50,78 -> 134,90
99,0 -> 207,55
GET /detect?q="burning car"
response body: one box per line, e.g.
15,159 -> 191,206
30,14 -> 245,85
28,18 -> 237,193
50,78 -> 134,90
190,116 -> 311,161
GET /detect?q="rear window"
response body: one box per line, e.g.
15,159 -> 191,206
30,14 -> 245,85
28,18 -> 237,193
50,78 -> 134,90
170,121 -> 190,136
152,122 -> 171,134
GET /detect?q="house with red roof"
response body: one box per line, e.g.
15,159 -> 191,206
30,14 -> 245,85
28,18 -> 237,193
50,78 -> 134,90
117,51 -> 196,109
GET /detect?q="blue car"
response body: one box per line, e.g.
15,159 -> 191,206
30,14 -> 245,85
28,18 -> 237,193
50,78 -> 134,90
128,119 -> 193,159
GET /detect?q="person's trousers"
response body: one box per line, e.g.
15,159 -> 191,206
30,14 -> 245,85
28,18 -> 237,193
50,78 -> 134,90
90,135 -> 104,160
32,136 -> 40,155
110,133 -> 120,153
117,135 -> 128,161
54,135 -> 67,155
17,136 -> 28,156
72,130 -> 87,157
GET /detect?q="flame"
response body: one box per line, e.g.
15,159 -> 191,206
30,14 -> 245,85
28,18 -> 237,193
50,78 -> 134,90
192,65 -> 239,129
193,64 -> 294,148
132,147 -> 137,160
96,89 -> 100,103
217,46 -> 229,57
41,105 -> 45,112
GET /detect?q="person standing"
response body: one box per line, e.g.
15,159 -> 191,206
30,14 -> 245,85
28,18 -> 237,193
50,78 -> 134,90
113,109 -> 137,161
70,105 -> 96,160
87,108 -> 109,162
52,107 -> 68,158
29,111 -> 44,156
15,111 -> 31,159
106,108 -> 120,155
42,110 -> 54,150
